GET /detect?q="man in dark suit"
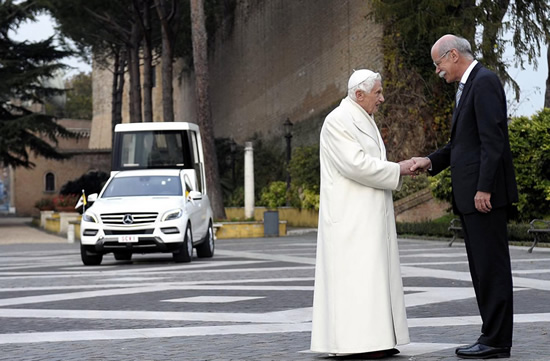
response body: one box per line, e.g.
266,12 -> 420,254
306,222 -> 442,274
411,34 -> 518,359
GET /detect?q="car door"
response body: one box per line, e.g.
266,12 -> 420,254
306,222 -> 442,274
181,171 -> 204,242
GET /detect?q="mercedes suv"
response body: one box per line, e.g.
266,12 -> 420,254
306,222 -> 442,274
79,168 -> 214,265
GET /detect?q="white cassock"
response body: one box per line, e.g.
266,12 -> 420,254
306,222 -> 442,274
310,96 -> 410,354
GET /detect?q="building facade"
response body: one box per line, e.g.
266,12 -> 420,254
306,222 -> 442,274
10,118 -> 111,216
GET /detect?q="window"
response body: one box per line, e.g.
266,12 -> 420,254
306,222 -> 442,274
115,130 -> 191,170
45,172 -> 55,192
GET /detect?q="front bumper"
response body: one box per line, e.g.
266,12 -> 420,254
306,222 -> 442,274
81,222 -> 184,254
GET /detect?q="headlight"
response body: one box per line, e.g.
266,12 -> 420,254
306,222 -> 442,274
82,212 -> 98,223
162,208 -> 183,221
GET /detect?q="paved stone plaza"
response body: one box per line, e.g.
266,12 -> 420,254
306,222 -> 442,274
0,220 -> 550,360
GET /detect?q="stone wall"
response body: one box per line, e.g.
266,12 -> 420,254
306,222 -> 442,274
207,0 -> 383,147
394,189 -> 451,223
91,0 -> 383,150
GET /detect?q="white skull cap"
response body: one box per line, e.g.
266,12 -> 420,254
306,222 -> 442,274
347,69 -> 377,89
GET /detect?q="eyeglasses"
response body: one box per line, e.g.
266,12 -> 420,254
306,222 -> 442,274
433,50 -> 451,67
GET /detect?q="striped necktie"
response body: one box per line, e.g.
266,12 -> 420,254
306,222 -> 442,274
456,82 -> 464,107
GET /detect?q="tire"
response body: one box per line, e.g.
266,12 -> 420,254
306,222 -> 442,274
114,252 -> 132,261
196,221 -> 215,258
80,244 -> 103,266
173,224 -> 193,263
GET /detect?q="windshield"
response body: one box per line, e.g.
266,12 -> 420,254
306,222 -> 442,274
102,176 -> 183,198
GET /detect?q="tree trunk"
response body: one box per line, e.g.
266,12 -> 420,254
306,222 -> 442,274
140,0 -> 154,123
189,0 -> 226,219
128,21 -> 143,123
116,50 -> 126,127
155,0 -> 176,123
545,38 -> 550,109
111,49 -> 121,138
111,47 -> 126,149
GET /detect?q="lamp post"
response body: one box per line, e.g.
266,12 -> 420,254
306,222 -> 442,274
283,118 -> 293,206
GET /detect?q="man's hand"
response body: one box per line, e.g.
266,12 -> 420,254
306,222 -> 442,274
398,159 -> 416,175
474,191 -> 492,213
409,157 -> 432,174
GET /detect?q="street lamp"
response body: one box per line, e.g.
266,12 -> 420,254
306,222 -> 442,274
283,118 -> 293,206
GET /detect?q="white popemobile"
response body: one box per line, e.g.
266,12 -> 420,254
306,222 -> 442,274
79,122 -> 214,265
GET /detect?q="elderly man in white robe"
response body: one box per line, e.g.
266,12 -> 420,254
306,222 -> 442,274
310,69 -> 413,359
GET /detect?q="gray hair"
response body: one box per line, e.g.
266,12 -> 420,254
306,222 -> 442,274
438,35 -> 474,60
348,72 -> 382,100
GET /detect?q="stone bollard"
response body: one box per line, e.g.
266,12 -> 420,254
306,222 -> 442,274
67,223 -> 75,243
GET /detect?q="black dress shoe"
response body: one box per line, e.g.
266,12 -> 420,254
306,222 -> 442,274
455,343 -> 479,354
456,343 -> 510,359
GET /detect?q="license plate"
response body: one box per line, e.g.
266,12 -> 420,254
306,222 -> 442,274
118,235 -> 139,243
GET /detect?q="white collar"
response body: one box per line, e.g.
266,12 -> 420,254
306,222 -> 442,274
460,60 -> 478,84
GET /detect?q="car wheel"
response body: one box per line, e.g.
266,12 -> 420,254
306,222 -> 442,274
196,221 -> 215,258
114,252 -> 132,261
80,244 -> 103,266
173,224 -> 192,263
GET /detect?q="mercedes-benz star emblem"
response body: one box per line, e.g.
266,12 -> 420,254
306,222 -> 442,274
122,214 -> 134,224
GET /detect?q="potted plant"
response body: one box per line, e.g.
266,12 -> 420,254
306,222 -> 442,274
34,197 -> 55,211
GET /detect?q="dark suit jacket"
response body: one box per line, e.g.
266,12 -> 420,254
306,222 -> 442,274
428,63 -> 518,215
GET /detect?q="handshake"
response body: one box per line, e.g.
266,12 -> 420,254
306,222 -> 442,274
398,157 -> 432,176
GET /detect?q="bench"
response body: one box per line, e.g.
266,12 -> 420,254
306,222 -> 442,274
448,218 -> 463,247
527,219 -> 550,253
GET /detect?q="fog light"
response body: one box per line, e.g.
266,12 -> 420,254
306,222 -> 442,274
83,229 -> 98,236
161,227 -> 180,234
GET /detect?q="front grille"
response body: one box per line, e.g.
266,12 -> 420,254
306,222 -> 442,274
104,229 -> 154,235
100,212 -> 158,225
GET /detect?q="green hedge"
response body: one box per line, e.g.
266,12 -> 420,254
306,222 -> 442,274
397,217 -> 536,243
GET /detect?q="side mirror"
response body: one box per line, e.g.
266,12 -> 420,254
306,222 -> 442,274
187,191 -> 202,201
87,193 -> 98,203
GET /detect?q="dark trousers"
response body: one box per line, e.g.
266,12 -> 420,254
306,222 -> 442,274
460,207 -> 513,347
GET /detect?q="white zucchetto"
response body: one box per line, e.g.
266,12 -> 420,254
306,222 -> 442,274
347,69 -> 376,89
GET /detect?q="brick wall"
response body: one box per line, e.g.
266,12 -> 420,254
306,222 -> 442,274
12,119 -> 111,216
14,151 -> 111,216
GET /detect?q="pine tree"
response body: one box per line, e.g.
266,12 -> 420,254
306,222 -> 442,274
0,0 -> 75,168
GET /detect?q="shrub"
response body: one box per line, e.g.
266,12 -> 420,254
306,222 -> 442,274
60,171 -> 109,196
429,168 -> 452,204
34,197 -> 54,210
508,110 -> 550,221
225,186 -> 244,207
288,145 -> 320,189
397,215 -> 533,243
300,188 -> 320,211
396,219 -> 454,238
52,194 -> 79,210
259,181 -> 288,209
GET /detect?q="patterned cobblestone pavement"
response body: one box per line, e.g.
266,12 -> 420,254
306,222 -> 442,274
0,219 -> 549,360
